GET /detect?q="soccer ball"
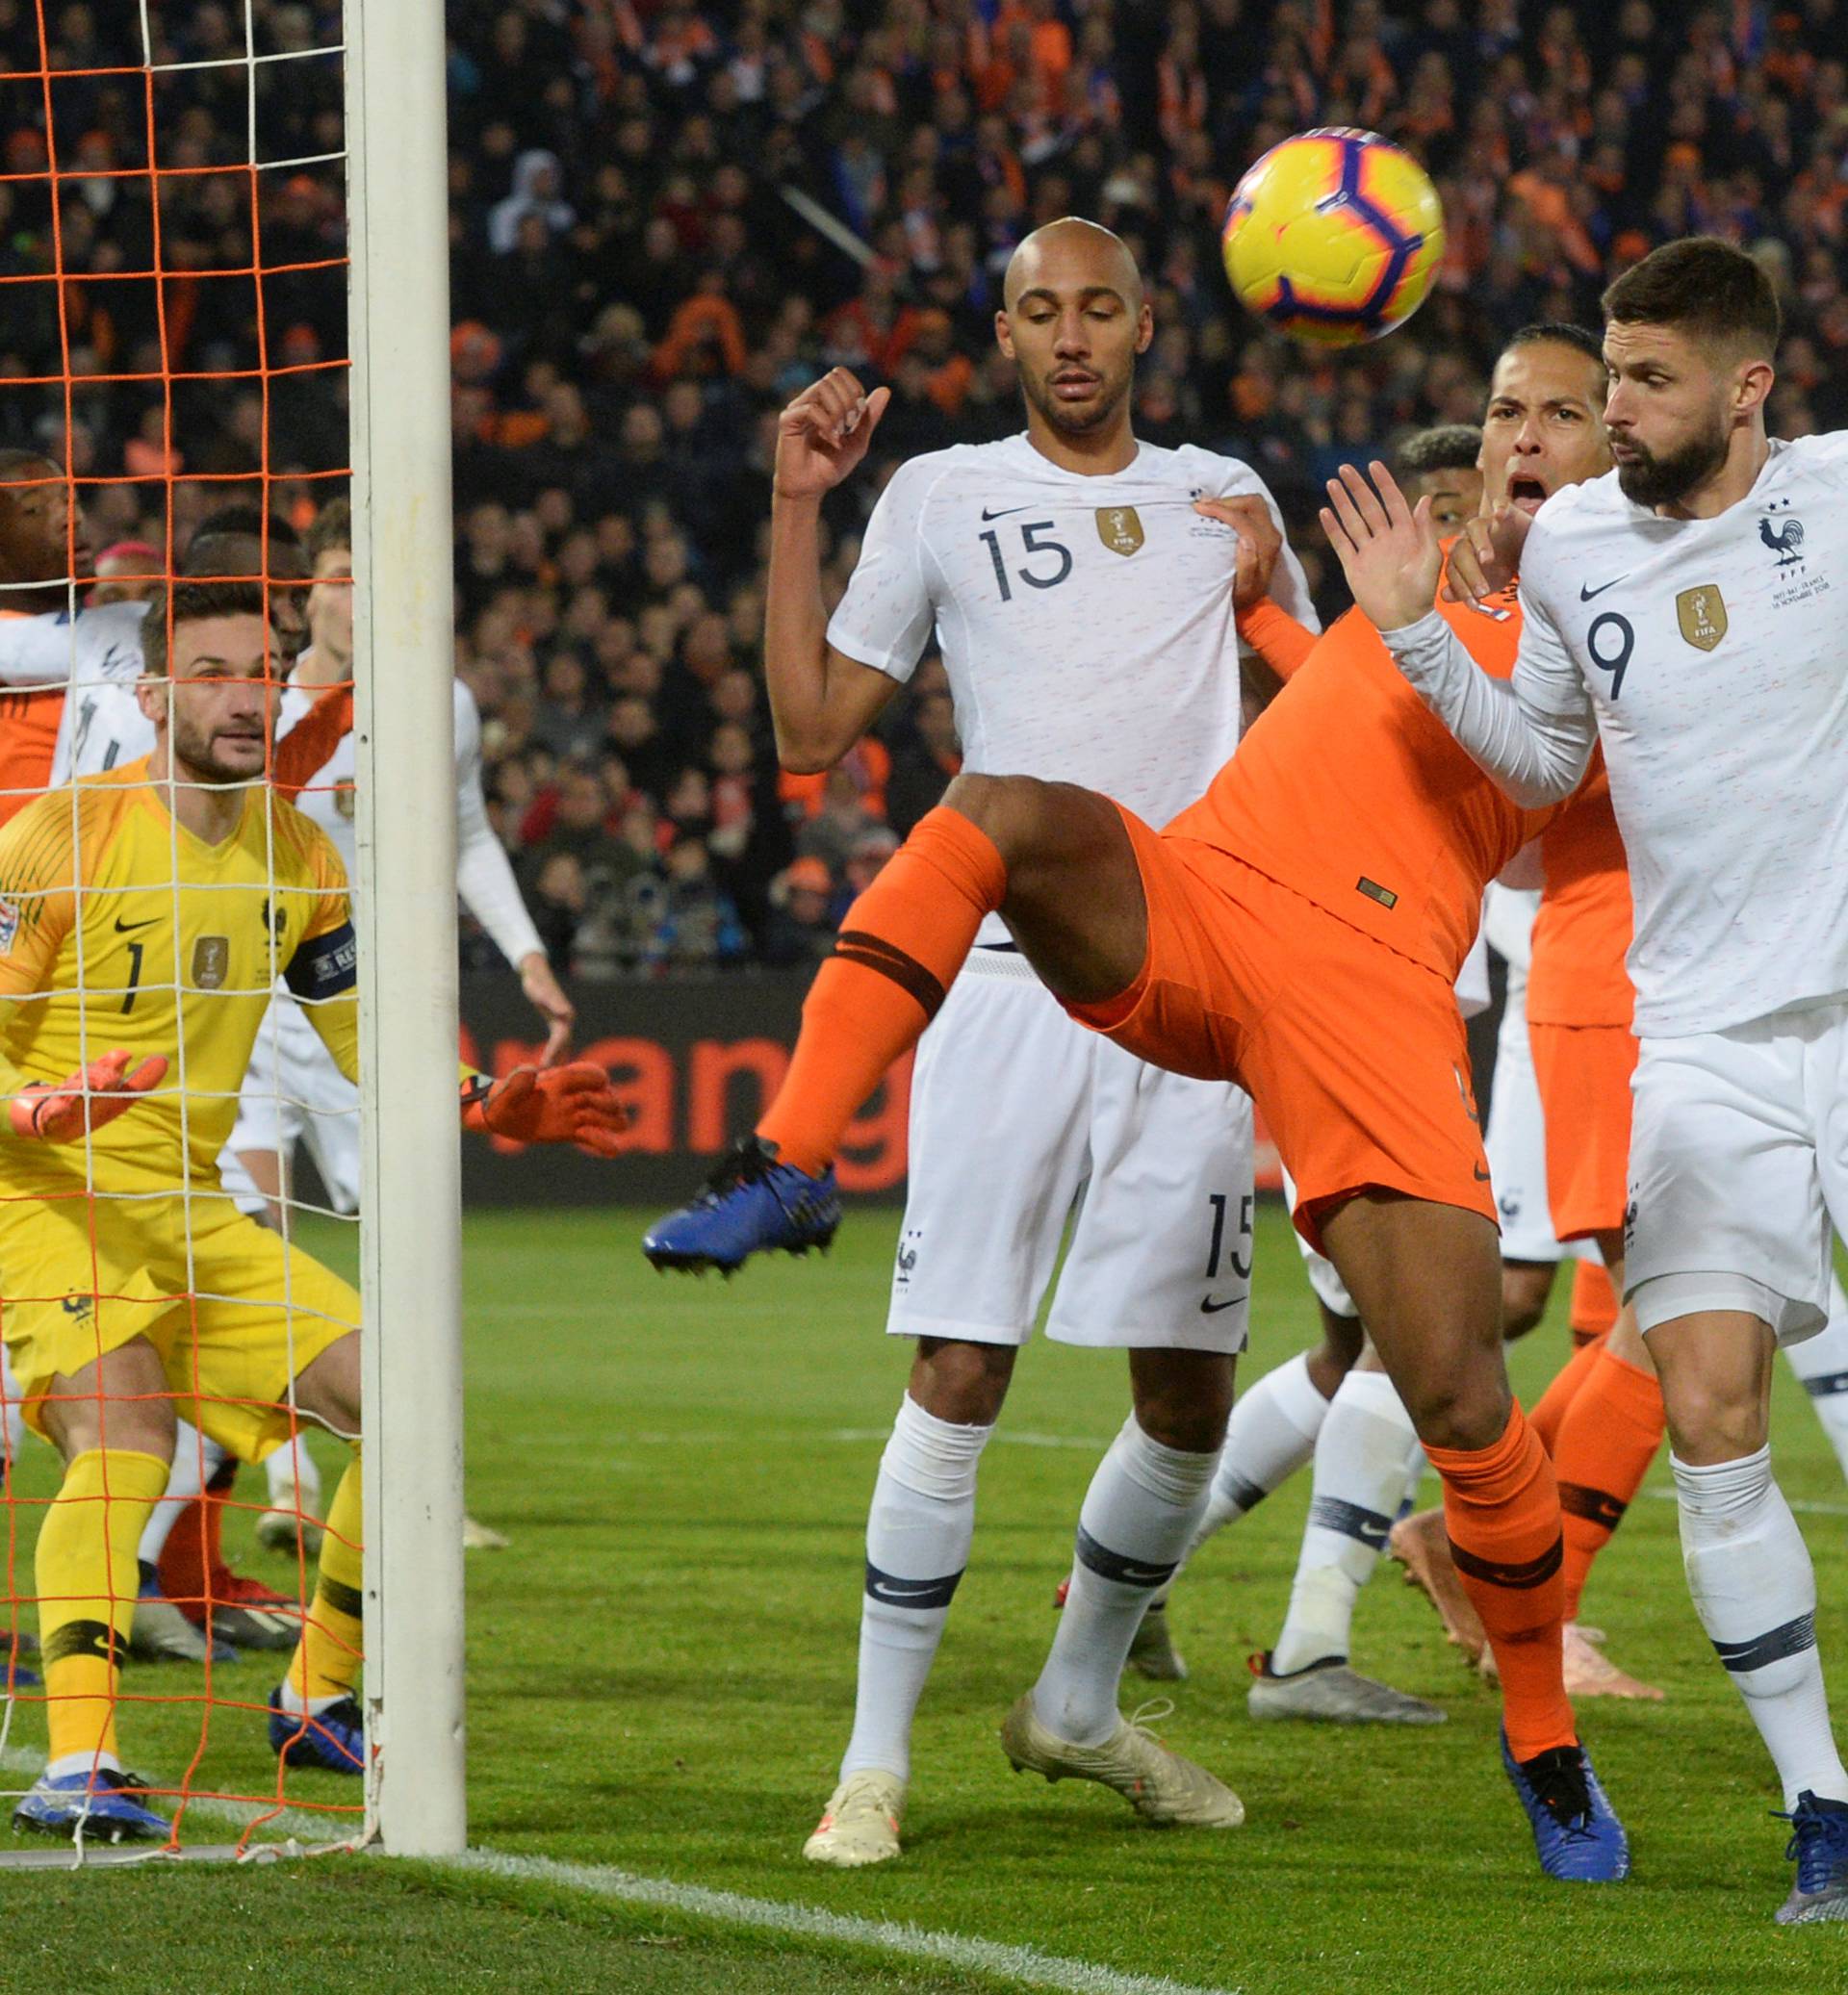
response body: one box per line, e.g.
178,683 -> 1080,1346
1220,128 -> 1446,348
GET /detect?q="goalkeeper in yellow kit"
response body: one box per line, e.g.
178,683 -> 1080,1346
0,579 -> 625,1843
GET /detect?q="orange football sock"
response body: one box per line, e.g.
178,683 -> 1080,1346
1425,1405 -> 1576,1760
1528,1330 -> 1606,1457
757,807 -> 1007,1175
1569,1260 -> 1620,1347
1552,1344 -> 1664,1622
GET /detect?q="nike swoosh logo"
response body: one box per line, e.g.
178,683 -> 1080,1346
1579,575 -> 1628,601
1115,1562 -> 1177,1585
981,505 -> 1032,521
866,1579 -> 948,1602
1356,1520 -> 1390,1548
1200,1292 -> 1247,1315
112,915 -> 158,933
1475,1164 -> 1493,1182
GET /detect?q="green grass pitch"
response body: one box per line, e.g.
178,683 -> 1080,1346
11,1202 -> 1848,1992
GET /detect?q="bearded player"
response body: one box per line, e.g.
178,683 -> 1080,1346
1,580 -> 625,1842
1356,234 -> 1848,1923
646,319 -> 1639,1881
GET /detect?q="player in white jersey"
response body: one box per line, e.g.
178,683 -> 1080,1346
731,219 -> 1312,1867
1335,235 -> 1848,1924
216,500 -> 571,1552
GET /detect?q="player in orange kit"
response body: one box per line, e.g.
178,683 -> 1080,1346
646,325 -> 1631,1882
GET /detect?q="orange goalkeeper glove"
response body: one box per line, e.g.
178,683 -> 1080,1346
459,1062 -> 628,1158
10,1050 -> 168,1141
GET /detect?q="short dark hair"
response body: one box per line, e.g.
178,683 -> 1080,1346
1602,237 -> 1781,359
1505,321 -> 1605,368
305,496 -> 350,563
190,505 -> 301,547
1396,424 -> 1481,478
141,578 -> 269,677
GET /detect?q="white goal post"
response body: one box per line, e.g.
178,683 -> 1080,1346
346,0 -> 469,1855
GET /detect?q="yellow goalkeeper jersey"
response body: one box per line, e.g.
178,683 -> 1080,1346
0,756 -> 355,1194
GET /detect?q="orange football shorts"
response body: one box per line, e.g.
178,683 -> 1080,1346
1064,804 -> 1496,1253
1528,1019 -> 1637,1243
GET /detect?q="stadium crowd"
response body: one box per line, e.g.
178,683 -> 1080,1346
0,0 -> 1843,972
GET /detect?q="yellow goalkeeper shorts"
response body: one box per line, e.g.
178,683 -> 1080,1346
0,1184 -> 358,1462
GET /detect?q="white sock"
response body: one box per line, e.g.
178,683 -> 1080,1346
1169,1350 -> 1330,1594
1,1344 -> 22,1471
138,1423 -> 228,1571
266,1430 -> 323,1512
1032,1416 -> 1219,1746
838,1393 -> 992,1783
45,1750 -> 123,1781
275,1680 -> 347,1718
1674,1446 -> 1848,1809
1271,1369 -> 1421,1674
1783,1274 -> 1848,1485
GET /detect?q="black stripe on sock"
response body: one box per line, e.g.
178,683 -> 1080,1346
1804,1371 -> 1848,1400
1557,1481 -> 1628,1531
834,931 -> 947,1021
1222,1474 -> 1267,1516
1308,1496 -> 1392,1549
43,1618 -> 120,1669
1447,1533 -> 1564,1592
864,1560 -> 962,1611
1074,1524 -> 1177,1590
1713,1612 -> 1817,1675
319,1575 -> 364,1623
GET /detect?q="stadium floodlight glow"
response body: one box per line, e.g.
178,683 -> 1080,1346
347,0 -> 469,1858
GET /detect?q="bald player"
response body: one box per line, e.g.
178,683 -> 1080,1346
685,217 -> 1312,1867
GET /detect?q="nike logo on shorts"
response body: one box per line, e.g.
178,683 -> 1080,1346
1200,1292 -> 1247,1315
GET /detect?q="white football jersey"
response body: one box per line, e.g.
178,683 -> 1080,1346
1516,433 -> 1848,1037
0,601 -> 154,780
828,431 -> 1315,831
274,671 -> 542,967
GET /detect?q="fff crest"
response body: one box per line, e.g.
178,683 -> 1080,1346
1676,584 -> 1727,652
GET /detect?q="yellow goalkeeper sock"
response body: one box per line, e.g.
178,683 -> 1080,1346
286,1453 -> 363,1706
38,1448 -> 168,1770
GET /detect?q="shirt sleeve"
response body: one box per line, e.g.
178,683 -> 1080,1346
0,612 -> 84,687
0,804 -> 76,999
451,682 -> 545,965
285,831 -> 358,1084
1379,607 -> 1594,807
824,456 -> 940,681
1235,599 -> 1320,681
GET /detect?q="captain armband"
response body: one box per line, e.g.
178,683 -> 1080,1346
284,920 -> 358,1003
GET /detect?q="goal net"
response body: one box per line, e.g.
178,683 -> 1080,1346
0,0 -> 463,1862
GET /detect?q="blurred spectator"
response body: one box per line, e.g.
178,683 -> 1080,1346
6,0 -> 1845,977
761,857 -> 841,969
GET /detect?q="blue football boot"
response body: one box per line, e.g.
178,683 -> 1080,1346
269,1687 -> 365,1775
643,1136 -> 840,1274
1776,1792 -> 1848,1923
13,1766 -> 167,1844
1501,1730 -> 1630,1880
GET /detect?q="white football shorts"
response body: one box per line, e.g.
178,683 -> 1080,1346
1627,998 -> 1848,1346
888,952 -> 1255,1352
218,991 -> 362,1216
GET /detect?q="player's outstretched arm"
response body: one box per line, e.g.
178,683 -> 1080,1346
459,1064 -> 628,1158
1321,460 -> 1446,632
9,1048 -> 167,1141
764,369 -> 903,774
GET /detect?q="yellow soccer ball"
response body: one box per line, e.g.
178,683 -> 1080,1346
1221,127 -> 1446,347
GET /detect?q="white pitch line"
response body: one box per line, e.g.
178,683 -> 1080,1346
448,1848 -> 1244,1995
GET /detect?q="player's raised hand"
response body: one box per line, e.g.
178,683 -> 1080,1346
10,1049 -> 167,1142
773,370 -> 892,502
460,1061 -> 629,1158
1321,461 -> 1443,634
1442,501 -> 1531,606
1192,495 -> 1282,608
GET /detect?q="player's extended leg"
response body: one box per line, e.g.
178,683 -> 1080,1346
13,1338 -> 177,1843
1651,1307 -> 1848,1922
266,1330 -> 367,1777
1320,1190 -> 1628,1881
645,780 -> 1145,1271
805,1337 -> 1014,1868
1003,1348 -> 1244,1829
